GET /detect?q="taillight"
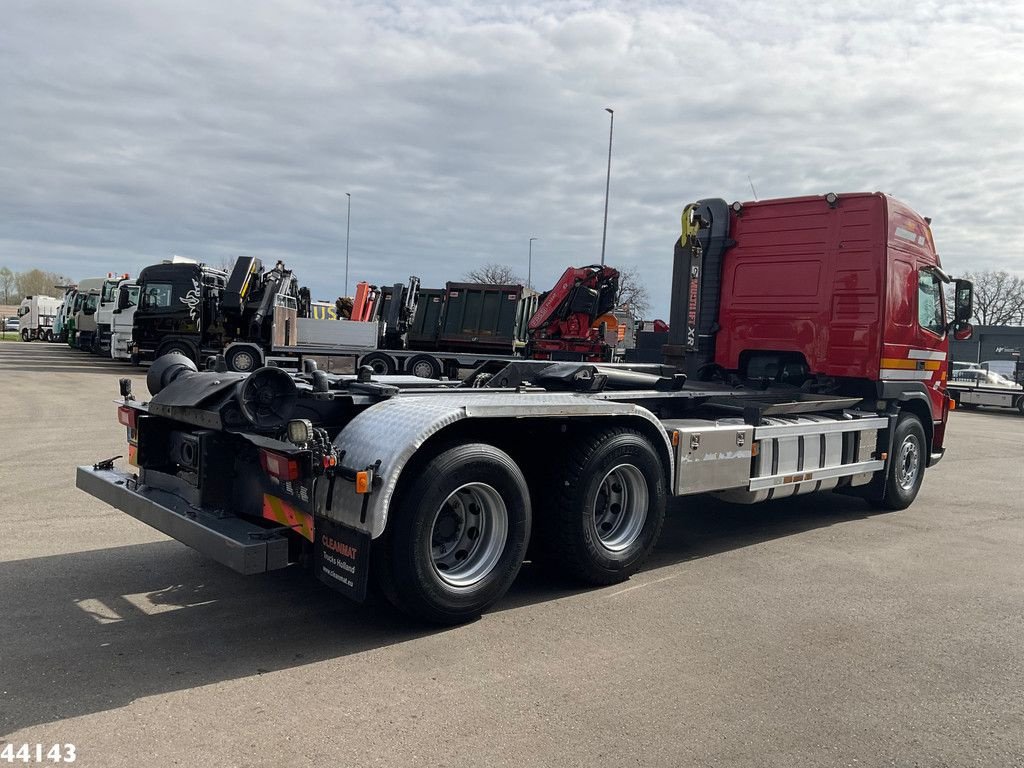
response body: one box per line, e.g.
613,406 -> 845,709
260,449 -> 302,481
117,405 -> 138,429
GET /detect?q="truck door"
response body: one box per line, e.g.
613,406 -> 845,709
881,262 -> 947,422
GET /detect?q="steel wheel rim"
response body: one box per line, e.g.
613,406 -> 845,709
233,351 -> 255,371
592,463 -> 648,552
430,482 -> 508,589
412,360 -> 435,378
896,434 -> 921,491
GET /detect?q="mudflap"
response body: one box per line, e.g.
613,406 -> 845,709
314,516 -> 372,602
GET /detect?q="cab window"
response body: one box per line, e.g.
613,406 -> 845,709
918,270 -> 945,335
141,283 -> 174,309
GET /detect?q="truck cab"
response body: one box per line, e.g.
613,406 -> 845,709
72,277 -> 107,351
95,274 -> 132,355
133,261 -> 227,363
667,192 -> 973,465
110,281 -> 140,360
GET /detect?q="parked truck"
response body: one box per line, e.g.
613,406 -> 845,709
52,286 -> 78,344
131,257 -> 366,370
109,280 -> 140,360
16,295 -> 61,342
78,192 -> 974,624
69,277 -> 106,350
94,273 -> 132,355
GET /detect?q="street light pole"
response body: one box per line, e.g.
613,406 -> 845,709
600,107 -> 614,266
344,192 -> 351,297
528,237 -> 538,288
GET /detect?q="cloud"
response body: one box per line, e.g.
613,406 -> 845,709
1,0 -> 1022,316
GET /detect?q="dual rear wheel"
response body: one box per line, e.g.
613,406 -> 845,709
375,428 -> 667,624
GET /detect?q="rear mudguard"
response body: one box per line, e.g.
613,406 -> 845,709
315,392 -> 673,539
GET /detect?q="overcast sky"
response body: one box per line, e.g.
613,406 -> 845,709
2,0 -> 1022,317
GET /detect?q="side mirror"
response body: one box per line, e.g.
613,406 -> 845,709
117,291 -> 131,310
953,323 -> 974,341
954,279 -> 973,324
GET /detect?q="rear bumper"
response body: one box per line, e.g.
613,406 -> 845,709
76,465 -> 290,575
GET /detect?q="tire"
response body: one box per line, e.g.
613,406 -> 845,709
20,329 -> 30,342
870,413 -> 926,511
156,339 -> 197,364
225,344 -> 261,373
1016,396 -> 1024,416
360,351 -> 396,375
407,353 -> 442,379
44,329 -> 53,342
538,427 -> 667,585
374,443 -> 531,624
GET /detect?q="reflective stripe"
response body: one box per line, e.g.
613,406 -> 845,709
908,349 -> 946,361
262,494 -> 314,542
880,358 -> 940,371
880,369 -> 935,381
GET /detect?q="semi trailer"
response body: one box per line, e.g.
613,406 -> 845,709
78,192 -> 974,624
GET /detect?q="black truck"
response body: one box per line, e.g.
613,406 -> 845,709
132,257 -> 310,371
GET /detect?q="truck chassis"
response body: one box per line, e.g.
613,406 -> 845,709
78,356 -> 927,624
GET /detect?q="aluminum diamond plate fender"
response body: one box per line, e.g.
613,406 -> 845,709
316,392 -> 674,538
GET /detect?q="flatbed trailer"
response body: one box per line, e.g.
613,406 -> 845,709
947,381 -> 1024,414
77,192 -> 976,624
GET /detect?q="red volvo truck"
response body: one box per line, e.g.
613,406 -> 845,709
78,192 -> 973,624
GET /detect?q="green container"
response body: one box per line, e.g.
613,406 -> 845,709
408,288 -> 445,349
438,283 -> 528,354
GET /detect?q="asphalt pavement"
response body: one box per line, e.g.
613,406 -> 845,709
1,341 -> 1022,767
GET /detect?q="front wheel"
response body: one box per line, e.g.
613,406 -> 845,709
225,344 -> 261,373
538,427 -> 667,585
21,329 -> 30,342
871,413 -> 926,510
375,443 -> 531,624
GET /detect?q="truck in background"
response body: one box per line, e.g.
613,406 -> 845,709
94,273 -> 132,355
69,277 -> 106,350
109,280 -> 140,360
78,191 -> 975,625
52,286 -> 78,343
16,295 -> 61,342
131,257 -> 373,371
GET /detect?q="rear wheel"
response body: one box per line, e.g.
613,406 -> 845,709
375,443 -> 531,624
156,339 -> 197,363
1017,396 -> 1024,416
44,329 -> 53,342
360,351 -> 396,375
870,413 -> 926,510
407,353 -> 442,379
538,427 -> 667,585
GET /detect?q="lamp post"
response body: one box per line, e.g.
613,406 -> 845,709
344,193 -> 351,297
528,237 -> 538,288
600,107 -> 614,266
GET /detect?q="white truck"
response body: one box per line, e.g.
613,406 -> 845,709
17,296 -> 61,342
110,280 -> 140,360
94,274 -> 132,355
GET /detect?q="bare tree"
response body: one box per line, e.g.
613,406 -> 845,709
615,265 -> 651,319
218,255 -> 237,273
0,267 -> 14,304
464,263 -> 523,285
961,270 -> 1024,326
15,269 -> 63,299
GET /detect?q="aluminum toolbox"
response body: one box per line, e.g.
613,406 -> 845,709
661,418 -> 753,495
